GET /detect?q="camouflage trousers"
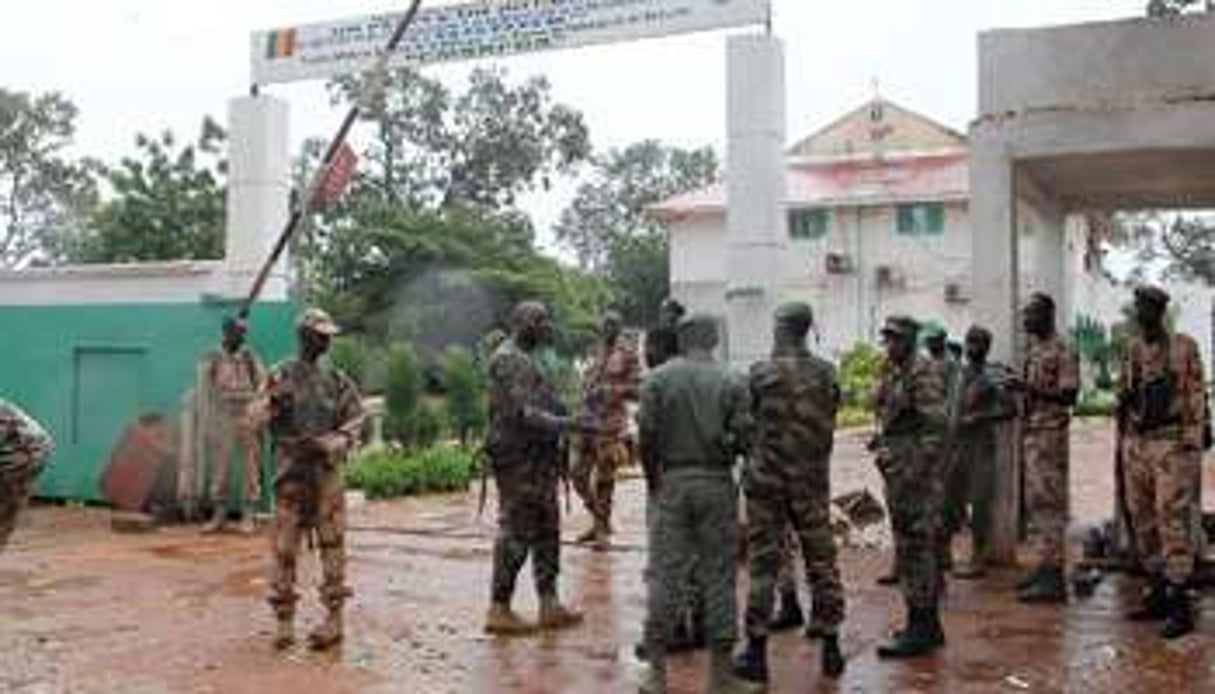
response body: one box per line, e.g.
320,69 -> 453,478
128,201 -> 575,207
941,428 -> 998,564
207,402 -> 261,510
0,456 -> 41,553
644,468 -> 738,660
572,435 -> 627,527
267,463 -> 350,617
743,475 -> 844,639
1023,427 -> 1069,569
491,460 -> 560,604
1124,434 -> 1201,584
881,436 -> 945,609
776,524 -> 799,597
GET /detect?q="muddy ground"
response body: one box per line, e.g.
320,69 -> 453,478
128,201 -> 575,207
3,421 -> 1215,693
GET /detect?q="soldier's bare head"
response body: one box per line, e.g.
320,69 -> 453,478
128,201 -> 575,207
677,314 -> 719,355
773,302 -> 814,345
222,316 -> 248,351
1133,285 -> 1169,339
600,310 -> 623,342
965,325 -> 992,364
511,301 -> 553,350
1022,293 -> 1056,338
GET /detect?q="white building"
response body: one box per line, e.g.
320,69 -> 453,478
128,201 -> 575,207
652,96 -> 1213,365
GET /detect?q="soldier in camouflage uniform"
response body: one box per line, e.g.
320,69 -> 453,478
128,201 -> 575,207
0,398 -> 53,553
949,326 -> 1016,579
873,316 -> 949,659
733,302 -> 845,683
573,311 -> 640,550
638,314 -> 749,694
1007,293 -> 1079,604
200,316 -> 265,535
483,301 -> 587,636
252,309 -> 365,651
925,326 -> 962,575
1118,286 -> 1204,639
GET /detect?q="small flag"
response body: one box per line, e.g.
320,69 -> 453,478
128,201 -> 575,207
314,143 -> 359,209
265,28 -> 298,60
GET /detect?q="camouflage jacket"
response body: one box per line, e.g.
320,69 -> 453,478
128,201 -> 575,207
486,338 -> 567,463
200,346 -> 264,406
582,339 -> 641,437
1022,334 -> 1080,431
875,355 -> 947,440
638,353 -> 749,471
263,357 -> 364,460
745,344 -> 838,486
0,397 -> 53,471
954,362 -> 1016,435
1118,332 -> 1205,448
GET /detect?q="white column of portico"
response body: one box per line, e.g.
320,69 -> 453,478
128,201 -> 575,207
724,34 -> 786,366
225,95 -> 291,302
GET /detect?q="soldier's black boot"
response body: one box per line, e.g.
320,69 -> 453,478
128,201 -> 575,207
731,636 -> 768,684
876,566 -> 899,586
1015,565 -> 1045,591
1161,583 -> 1195,640
667,615 -> 705,653
1018,566 -> 1067,604
768,589 -> 805,632
1129,574 -> 1168,621
877,607 -> 943,659
820,633 -> 845,678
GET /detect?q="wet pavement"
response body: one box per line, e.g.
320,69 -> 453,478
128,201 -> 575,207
2,421 -> 1215,693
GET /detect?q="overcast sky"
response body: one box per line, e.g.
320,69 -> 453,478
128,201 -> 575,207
0,0 -> 1148,251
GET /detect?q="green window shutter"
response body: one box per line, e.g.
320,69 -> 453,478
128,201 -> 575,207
896,202 -> 944,236
788,208 -> 829,240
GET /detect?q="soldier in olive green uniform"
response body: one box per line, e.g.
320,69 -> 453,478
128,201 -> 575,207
1007,293 -> 1079,604
873,316 -> 949,659
638,314 -> 749,693
483,302 -> 587,636
253,309 -> 365,651
0,398 -> 53,553
733,303 -> 845,684
1118,286 -> 1205,639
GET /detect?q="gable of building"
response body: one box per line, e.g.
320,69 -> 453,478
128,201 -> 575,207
787,98 -> 967,161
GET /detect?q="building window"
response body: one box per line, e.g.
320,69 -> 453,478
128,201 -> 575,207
896,202 -> 945,236
789,208 -> 829,240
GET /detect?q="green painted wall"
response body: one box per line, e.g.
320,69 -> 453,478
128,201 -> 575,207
0,300 -> 296,502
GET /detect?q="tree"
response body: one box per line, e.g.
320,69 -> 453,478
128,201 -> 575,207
327,67 -> 589,209
442,345 -> 486,444
1147,0 -> 1213,17
1108,211 -> 1215,286
0,89 -> 96,267
69,119 -> 226,263
385,342 -> 422,446
555,140 -> 718,326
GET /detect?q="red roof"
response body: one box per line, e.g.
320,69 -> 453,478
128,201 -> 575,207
650,152 -> 969,220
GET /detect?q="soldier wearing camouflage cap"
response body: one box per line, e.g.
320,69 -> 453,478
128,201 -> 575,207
250,307 -> 365,651
872,314 -> 950,658
733,302 -> 845,683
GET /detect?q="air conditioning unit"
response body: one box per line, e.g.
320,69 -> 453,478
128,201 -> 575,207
875,264 -> 904,288
825,252 -> 853,275
945,282 -> 970,304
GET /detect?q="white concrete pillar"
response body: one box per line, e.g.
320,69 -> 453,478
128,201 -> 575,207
225,95 -> 291,301
724,34 -> 786,366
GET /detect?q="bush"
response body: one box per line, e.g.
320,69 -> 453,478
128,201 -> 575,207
385,343 -> 422,445
345,444 -> 479,499
836,405 -> 874,430
443,345 -> 486,444
412,400 -> 446,449
1076,389 -> 1116,418
330,336 -> 371,388
838,342 -> 884,408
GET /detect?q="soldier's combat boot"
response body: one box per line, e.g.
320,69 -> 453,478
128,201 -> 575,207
731,636 -> 768,684
668,612 -> 707,653
538,594 -> 584,630
308,608 -> 344,650
576,524 -> 599,544
877,607 -> 943,659
1129,575 -> 1168,621
591,518 -> 611,552
1018,566 -> 1066,604
1015,565 -> 1045,591
821,633 -> 846,678
201,507 -> 226,534
237,508 -> 257,536
1161,583 -> 1195,640
273,614 -> 295,650
484,602 -> 537,635
769,589 -> 806,632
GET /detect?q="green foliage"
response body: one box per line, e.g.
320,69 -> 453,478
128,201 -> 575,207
443,346 -> 486,444
330,336 -> 372,389
1071,314 -> 1115,390
411,400 -> 446,450
0,89 -> 97,266
1076,389 -> 1117,418
555,141 -> 719,327
70,119 -> 226,263
838,342 -> 885,408
344,444 -> 477,499
384,343 -> 422,445
836,405 -> 874,430
1110,211 -> 1215,287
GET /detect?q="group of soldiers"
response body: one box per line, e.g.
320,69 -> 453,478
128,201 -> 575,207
0,281 -> 1207,687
